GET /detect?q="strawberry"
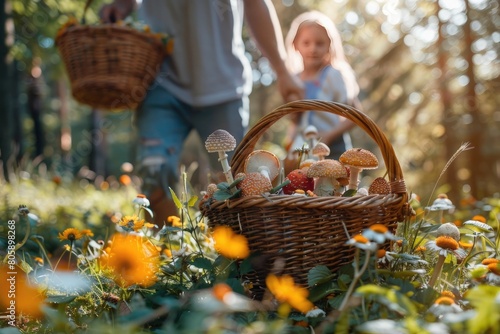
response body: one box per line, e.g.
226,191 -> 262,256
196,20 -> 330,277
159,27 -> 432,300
282,169 -> 314,195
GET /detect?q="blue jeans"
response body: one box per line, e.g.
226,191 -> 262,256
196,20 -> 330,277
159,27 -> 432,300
135,84 -> 248,198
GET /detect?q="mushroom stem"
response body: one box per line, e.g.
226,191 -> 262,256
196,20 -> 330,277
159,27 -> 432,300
258,167 -> 271,181
314,177 -> 335,196
218,151 -> 234,186
347,166 -> 361,190
428,254 -> 446,287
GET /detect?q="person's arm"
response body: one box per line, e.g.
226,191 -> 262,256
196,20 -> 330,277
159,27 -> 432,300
99,0 -> 136,23
243,0 -> 304,102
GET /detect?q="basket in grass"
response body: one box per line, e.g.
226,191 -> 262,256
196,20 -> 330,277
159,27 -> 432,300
200,100 -> 411,298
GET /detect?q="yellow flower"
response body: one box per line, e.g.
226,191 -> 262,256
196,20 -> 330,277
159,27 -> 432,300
118,215 -> 145,232
266,274 -> 314,313
167,216 -> 182,227
212,226 -> 250,260
81,229 -> 94,237
58,228 -> 82,241
144,222 -> 156,229
100,234 -> 160,288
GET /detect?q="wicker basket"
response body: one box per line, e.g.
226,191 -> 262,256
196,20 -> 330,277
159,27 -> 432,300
201,100 -> 410,297
56,24 -> 165,111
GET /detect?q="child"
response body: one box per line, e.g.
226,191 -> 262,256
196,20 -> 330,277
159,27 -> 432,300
284,11 -> 361,160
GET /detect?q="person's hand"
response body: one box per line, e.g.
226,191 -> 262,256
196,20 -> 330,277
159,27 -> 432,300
99,0 -> 135,23
276,71 -> 304,103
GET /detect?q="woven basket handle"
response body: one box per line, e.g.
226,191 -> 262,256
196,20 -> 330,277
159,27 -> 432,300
231,99 -> 407,194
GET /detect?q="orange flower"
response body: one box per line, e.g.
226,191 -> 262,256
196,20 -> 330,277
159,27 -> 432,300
434,296 -> 455,306
212,226 -> 250,260
266,274 -> 314,313
471,215 -> 486,223
0,266 -> 45,318
119,174 -> 132,186
100,234 -> 160,288
168,216 -> 182,227
487,262 -> 500,276
435,236 -> 459,251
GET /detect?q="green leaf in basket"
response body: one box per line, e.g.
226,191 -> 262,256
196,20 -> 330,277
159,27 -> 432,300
270,179 -> 291,194
169,187 -> 182,209
308,265 -> 334,286
228,176 -> 244,189
342,189 -> 357,197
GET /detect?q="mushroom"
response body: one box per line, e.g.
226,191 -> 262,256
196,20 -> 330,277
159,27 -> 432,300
312,142 -> 330,161
237,172 -> 272,197
368,177 -> 391,195
339,148 -> 379,190
306,159 -> 347,196
299,159 -> 316,169
282,168 -> 315,195
244,150 -> 280,183
205,129 -> 237,186
303,125 -> 318,159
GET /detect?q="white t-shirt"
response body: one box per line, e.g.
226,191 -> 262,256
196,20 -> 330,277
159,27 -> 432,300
138,0 -> 252,107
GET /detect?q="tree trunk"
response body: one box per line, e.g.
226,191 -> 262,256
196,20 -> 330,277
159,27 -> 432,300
0,0 -> 13,180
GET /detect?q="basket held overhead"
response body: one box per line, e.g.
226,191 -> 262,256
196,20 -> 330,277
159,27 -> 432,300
201,100 -> 411,298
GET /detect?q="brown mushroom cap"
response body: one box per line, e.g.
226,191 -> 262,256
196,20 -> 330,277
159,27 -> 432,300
312,142 -> 330,159
244,150 -> 280,182
307,159 -> 347,179
237,172 -> 272,197
205,129 -> 237,153
339,148 -> 379,169
368,177 -> 391,195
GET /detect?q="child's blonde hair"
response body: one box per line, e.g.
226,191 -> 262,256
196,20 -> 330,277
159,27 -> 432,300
285,10 -> 359,103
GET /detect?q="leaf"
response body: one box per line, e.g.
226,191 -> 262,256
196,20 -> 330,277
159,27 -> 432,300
169,187 -> 183,209
239,256 -> 254,275
337,274 -> 352,291
270,179 -> 291,194
188,195 -> 198,207
308,265 -> 333,286
45,294 -> 78,304
309,280 -> 340,302
342,189 -> 357,197
190,257 -> 213,270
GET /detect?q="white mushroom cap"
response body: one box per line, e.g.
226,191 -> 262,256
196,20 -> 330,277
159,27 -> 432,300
312,142 -> 330,160
244,150 -> 280,183
303,125 -> 318,140
205,129 -> 237,153
436,222 -> 461,241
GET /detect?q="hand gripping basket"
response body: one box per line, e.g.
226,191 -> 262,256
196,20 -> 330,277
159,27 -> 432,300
56,23 -> 166,111
201,100 -> 410,297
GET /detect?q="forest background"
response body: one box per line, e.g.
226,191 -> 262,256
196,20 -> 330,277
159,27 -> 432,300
0,0 -> 499,205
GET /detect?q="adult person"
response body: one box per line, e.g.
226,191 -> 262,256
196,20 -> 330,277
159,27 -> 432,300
100,0 -> 303,224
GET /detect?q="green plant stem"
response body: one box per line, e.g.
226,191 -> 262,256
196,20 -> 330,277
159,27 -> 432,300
428,254 -> 445,287
339,249 -> 372,312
